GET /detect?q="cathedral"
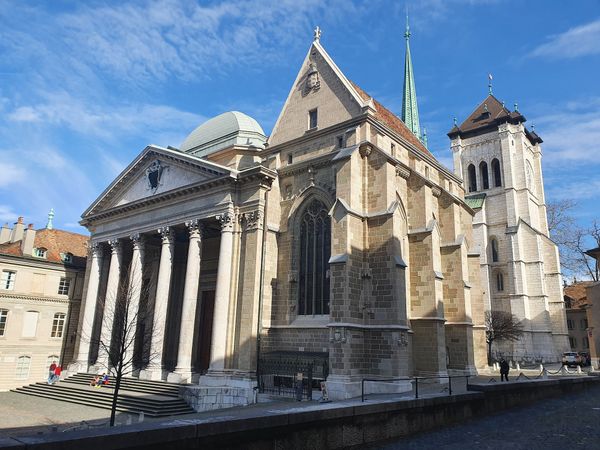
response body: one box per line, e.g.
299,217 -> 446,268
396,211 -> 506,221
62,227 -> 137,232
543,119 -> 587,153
70,24 -> 565,410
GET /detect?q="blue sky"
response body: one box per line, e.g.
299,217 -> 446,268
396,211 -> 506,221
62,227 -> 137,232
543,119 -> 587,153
0,0 -> 599,233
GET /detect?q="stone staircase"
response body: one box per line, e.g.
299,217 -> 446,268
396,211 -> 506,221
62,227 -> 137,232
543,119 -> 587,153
12,373 -> 194,417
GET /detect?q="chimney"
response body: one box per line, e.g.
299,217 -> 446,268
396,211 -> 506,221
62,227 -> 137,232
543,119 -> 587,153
0,223 -> 10,244
21,224 -> 36,256
10,217 -> 25,243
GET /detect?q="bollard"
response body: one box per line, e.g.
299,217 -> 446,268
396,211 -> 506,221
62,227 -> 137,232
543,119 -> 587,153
577,365 -> 582,374
542,368 -> 548,380
516,362 -> 521,371
540,364 -> 544,372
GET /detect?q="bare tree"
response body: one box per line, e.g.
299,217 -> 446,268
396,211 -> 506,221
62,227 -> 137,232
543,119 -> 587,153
547,200 -> 599,281
485,310 -> 524,365
90,265 -> 157,427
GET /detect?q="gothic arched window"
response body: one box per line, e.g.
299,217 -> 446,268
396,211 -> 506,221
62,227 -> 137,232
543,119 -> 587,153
496,272 -> 504,291
480,161 -> 489,190
490,238 -> 499,263
492,158 -> 502,187
526,160 -> 535,194
467,164 -> 477,192
298,199 -> 331,315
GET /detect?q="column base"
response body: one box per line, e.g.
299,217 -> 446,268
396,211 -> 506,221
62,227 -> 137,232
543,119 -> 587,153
139,367 -> 167,381
179,372 -> 256,412
325,375 -> 412,401
167,369 -> 198,384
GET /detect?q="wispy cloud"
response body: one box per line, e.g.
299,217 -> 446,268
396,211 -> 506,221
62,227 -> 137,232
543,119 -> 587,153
547,179 -> 600,201
530,18 -> 600,59
533,97 -> 600,164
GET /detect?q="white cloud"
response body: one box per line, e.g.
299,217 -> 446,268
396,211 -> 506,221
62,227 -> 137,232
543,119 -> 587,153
530,19 -> 600,59
0,204 -> 19,223
547,179 -> 600,201
0,159 -> 26,187
532,98 -> 600,164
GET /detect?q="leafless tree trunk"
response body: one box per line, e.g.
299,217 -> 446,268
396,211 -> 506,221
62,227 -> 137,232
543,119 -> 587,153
83,264 -> 159,427
485,310 -> 524,365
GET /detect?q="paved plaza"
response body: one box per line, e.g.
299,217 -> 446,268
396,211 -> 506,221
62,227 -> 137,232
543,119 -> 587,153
371,382 -> 600,449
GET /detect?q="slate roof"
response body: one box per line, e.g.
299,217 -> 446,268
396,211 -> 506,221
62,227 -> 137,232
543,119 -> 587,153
0,228 -> 88,267
350,81 -> 435,159
448,95 -> 535,141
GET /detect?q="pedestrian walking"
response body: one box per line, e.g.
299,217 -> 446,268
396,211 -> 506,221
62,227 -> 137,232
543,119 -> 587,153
500,358 -> 510,382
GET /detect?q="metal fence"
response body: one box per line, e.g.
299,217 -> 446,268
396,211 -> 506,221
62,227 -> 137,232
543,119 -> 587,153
258,351 -> 328,400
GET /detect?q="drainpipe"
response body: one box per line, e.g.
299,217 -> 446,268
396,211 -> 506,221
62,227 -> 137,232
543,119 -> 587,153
255,182 -> 271,393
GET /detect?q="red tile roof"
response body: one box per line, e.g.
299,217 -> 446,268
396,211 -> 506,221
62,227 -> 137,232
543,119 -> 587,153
564,282 -> 595,308
350,81 -> 435,159
0,228 -> 89,267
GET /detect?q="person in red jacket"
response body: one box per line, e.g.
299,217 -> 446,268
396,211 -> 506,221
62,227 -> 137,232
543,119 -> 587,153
47,361 -> 57,384
49,365 -> 62,385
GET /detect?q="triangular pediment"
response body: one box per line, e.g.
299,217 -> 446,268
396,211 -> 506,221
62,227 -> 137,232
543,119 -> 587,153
83,145 -> 234,218
268,41 -> 367,147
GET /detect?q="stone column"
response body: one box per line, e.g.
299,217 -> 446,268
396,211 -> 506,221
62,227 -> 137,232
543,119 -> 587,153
97,238 -> 122,368
73,242 -> 103,370
123,233 -> 145,369
141,227 -> 174,380
208,212 -> 235,372
171,220 -> 203,382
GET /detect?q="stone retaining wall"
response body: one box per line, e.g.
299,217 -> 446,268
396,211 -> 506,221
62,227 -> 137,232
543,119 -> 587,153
2,377 -> 598,449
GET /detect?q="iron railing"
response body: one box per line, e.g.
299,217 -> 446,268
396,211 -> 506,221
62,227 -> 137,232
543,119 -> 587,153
361,375 -> 471,402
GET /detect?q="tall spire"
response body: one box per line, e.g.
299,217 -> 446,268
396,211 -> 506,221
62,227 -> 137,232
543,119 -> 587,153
46,208 -> 54,230
401,11 -> 422,143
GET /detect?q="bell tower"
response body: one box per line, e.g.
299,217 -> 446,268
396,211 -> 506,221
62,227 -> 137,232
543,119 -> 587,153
448,88 -> 569,361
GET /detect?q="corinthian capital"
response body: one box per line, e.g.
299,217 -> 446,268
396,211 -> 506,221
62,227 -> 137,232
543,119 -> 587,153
130,233 -> 145,249
243,210 -> 263,231
108,238 -> 121,254
216,212 -> 235,232
185,219 -> 204,239
158,226 -> 174,244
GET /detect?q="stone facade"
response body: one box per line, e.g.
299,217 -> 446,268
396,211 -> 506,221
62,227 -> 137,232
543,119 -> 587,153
72,36 -> 486,408
450,96 -> 569,361
0,216 -> 87,390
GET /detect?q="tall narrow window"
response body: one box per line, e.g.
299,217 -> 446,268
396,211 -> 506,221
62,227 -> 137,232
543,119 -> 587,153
58,277 -> 71,295
496,272 -> 504,291
298,199 -> 331,315
467,164 -> 477,192
492,158 -> 502,187
0,309 -> 7,336
337,136 -> 344,149
51,313 -> 66,338
391,143 -> 396,157
22,311 -> 39,338
1,270 -> 16,290
569,336 -> 576,349
479,161 -> 489,190
308,109 -> 318,129
491,238 -> 499,263
16,356 -> 31,379
584,337 -> 590,348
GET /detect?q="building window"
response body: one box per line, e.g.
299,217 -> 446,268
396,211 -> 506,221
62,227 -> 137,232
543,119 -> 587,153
425,166 -> 430,179
492,158 -> 502,187
288,153 -> 293,165
308,109 -> 318,129
58,277 -> 71,295
34,247 -> 47,258
467,164 -> 477,192
22,311 -> 39,338
479,161 -> 489,190
391,143 -> 396,157
526,160 -> 534,192
298,199 -> 331,315
496,272 -> 504,291
584,337 -> 590,349
51,313 -> 66,338
16,356 -> 31,379
567,319 -> 574,330
569,336 -> 576,349
582,319 -> 588,329
1,270 -> 16,290
337,136 -> 344,149
0,309 -> 7,336
61,252 -> 73,263
490,238 -> 499,262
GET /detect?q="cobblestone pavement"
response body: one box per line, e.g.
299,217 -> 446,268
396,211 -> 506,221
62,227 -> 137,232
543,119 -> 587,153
370,383 -> 600,449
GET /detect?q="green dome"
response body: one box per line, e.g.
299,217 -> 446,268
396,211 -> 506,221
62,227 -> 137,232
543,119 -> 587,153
180,111 -> 267,156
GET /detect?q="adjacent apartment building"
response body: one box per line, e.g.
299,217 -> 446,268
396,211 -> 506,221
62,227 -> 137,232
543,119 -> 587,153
0,213 -> 88,390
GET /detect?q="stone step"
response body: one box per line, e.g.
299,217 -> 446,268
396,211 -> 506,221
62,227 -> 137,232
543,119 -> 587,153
12,380 -> 194,417
67,373 -> 181,397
